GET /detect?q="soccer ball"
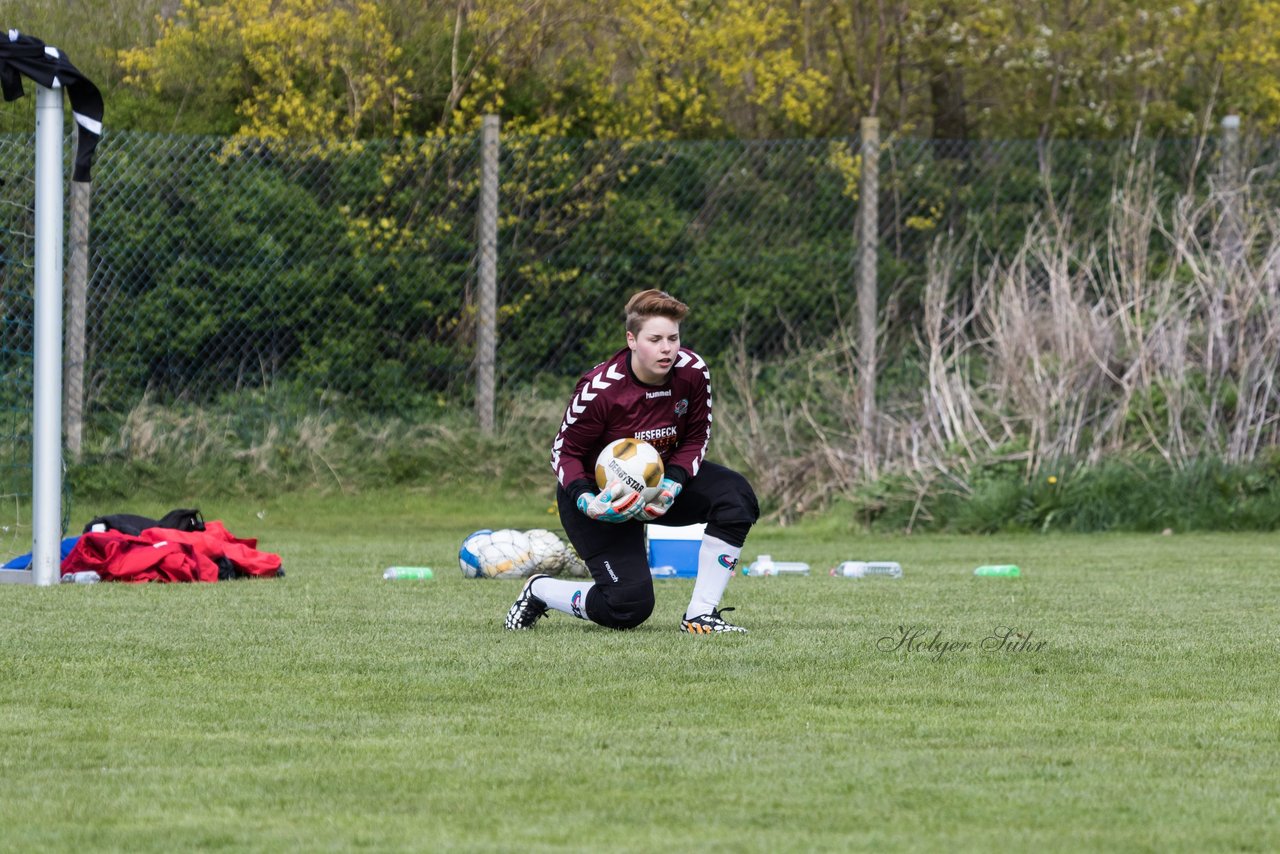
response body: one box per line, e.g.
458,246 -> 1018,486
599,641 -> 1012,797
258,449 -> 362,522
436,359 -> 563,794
458,529 -> 495,578
526,528 -> 569,571
595,438 -> 664,502
459,529 -> 530,579
526,528 -> 588,577
458,528 -> 587,579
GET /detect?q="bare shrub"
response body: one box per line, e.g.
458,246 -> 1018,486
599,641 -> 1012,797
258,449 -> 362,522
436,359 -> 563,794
722,147 -> 1280,521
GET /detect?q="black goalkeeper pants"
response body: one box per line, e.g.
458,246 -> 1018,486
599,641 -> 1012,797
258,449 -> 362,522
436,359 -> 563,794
556,461 -> 759,630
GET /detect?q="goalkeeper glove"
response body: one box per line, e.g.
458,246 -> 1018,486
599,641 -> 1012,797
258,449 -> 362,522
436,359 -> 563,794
577,481 -> 643,524
640,477 -> 682,520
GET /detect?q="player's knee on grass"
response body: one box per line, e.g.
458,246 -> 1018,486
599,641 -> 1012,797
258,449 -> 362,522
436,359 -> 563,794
706,470 -> 759,548
586,578 -> 655,630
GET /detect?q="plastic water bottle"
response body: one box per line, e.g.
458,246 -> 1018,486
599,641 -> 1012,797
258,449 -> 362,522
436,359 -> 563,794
61,571 -> 101,584
833,561 -> 902,579
973,564 -> 1021,577
746,555 -> 810,576
650,565 -> 678,577
383,567 -> 434,580
772,562 -> 810,575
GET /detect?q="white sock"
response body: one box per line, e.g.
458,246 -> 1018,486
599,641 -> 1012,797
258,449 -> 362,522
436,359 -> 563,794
685,534 -> 740,620
530,576 -> 594,620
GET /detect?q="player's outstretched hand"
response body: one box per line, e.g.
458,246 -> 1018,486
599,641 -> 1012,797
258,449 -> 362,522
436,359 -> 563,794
640,478 -> 682,520
577,481 -> 643,523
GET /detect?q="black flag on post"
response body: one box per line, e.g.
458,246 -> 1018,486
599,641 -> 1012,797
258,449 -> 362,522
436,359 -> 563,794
0,29 -> 104,182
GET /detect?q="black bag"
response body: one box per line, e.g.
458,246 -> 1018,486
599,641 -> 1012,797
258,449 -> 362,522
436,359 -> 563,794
84,508 -> 205,536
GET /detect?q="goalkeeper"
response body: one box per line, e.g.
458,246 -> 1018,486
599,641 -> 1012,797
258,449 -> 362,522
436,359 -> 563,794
504,289 -> 759,634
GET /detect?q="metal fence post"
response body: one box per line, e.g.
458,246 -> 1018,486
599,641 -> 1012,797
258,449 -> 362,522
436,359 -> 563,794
63,179 -> 91,461
476,114 -> 500,434
1218,114 -> 1242,269
858,116 -> 880,474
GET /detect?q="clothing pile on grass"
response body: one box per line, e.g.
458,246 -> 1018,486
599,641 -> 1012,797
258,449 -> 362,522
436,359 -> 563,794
55,508 -> 281,582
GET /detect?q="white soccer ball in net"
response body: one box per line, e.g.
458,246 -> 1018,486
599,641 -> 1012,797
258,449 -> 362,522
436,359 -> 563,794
458,529 -> 494,578
458,528 -> 533,579
525,528 -> 589,578
458,528 -> 587,579
595,438 -> 664,503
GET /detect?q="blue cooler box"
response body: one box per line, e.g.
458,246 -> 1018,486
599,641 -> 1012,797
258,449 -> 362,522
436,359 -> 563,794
647,523 -> 705,578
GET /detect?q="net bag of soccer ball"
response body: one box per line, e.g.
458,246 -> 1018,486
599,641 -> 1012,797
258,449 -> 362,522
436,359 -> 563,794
595,438 -> 664,502
458,529 -> 588,579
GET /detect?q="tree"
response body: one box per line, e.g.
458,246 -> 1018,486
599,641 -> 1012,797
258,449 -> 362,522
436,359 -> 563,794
432,0 -> 830,138
118,0 -> 412,139
1220,0 -> 1280,126
83,0 -> 1280,140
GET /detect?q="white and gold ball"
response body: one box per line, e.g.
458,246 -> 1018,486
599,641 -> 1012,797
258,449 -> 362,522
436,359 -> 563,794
594,438 -> 664,502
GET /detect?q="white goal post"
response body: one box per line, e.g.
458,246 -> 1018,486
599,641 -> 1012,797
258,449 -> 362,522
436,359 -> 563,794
30,83 -> 65,587
0,84 -> 65,587
1,31 -> 104,586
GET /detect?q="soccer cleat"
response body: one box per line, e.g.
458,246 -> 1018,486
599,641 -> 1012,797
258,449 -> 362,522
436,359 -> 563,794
680,607 -> 747,634
504,573 -> 551,630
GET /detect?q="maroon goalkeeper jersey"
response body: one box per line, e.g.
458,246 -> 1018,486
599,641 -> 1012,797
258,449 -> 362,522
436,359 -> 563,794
552,346 -> 712,494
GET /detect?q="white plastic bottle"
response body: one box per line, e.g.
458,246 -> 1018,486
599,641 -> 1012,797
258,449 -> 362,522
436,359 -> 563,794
746,555 -> 811,576
833,561 -> 902,579
61,571 -> 101,584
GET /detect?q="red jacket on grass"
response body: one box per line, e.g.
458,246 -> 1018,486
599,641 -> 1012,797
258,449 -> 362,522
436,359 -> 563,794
62,522 -> 282,583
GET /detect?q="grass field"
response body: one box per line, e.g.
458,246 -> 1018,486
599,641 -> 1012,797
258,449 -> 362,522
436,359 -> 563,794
2,489 -> 1278,851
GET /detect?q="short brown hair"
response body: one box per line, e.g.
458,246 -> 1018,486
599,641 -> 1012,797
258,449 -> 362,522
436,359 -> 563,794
624,289 -> 688,335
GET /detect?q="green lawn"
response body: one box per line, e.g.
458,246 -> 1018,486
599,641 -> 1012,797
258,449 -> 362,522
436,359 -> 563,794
2,489 -> 1277,851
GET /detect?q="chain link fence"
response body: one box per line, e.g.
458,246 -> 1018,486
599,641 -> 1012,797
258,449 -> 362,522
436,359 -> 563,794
4,123 -> 1279,432
1,128 -> 38,558
5,118 -> 1280,551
